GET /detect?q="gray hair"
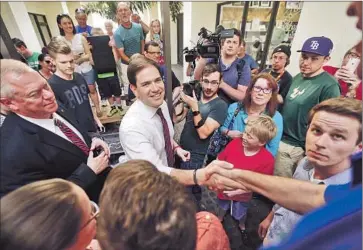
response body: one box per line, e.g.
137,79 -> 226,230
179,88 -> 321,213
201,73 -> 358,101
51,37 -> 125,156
104,20 -> 114,27
117,2 -> 131,10
0,59 -> 33,99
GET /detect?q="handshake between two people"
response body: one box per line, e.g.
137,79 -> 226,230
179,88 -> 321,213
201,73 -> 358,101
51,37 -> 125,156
195,160 -> 252,202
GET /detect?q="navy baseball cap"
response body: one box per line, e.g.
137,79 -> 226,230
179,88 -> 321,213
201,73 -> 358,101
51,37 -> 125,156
297,36 -> 334,56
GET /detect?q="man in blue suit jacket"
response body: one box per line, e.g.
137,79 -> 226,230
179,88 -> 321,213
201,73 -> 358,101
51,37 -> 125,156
0,59 -> 110,202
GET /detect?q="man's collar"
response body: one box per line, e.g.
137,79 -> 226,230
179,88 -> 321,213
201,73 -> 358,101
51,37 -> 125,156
304,161 -> 352,185
135,99 -> 165,119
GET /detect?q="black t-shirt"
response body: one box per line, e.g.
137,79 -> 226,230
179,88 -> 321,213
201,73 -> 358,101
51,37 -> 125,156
48,73 -> 97,132
180,97 -> 228,155
262,69 -> 293,111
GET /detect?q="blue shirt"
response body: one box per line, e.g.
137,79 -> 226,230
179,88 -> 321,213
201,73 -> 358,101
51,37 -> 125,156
75,25 -> 93,36
241,53 -> 259,69
207,58 -> 251,104
220,103 -> 283,156
266,157 -> 352,245
114,22 -> 144,64
262,183 -> 362,250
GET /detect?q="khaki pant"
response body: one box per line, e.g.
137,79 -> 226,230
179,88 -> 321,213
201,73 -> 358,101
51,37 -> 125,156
120,62 -> 130,97
116,59 -> 124,88
274,141 -> 305,178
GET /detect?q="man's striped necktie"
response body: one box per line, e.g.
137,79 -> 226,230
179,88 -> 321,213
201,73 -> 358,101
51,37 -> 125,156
54,118 -> 90,156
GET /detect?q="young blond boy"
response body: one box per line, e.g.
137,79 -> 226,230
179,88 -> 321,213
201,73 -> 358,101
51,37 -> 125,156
217,115 -> 277,231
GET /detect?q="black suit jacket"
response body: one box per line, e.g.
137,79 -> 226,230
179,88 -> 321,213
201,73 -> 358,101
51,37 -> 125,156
0,110 -> 108,201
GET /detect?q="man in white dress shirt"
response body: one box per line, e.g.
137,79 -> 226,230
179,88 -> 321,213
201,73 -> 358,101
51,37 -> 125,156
0,59 -> 110,201
119,56 -> 239,188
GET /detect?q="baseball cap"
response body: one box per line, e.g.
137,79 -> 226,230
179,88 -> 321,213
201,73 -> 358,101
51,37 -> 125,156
297,36 -> 333,56
272,45 -> 291,58
196,212 -> 230,250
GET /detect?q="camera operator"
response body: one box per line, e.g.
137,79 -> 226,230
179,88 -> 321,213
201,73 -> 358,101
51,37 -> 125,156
176,64 -> 228,204
194,29 -> 251,105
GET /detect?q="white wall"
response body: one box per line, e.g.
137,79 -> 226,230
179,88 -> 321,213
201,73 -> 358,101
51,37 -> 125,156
2,2 -> 42,53
1,2 -> 23,39
25,2 -> 65,39
190,2 -> 218,45
289,2 -> 361,76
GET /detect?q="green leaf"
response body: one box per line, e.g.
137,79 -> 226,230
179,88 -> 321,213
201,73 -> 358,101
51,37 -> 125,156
85,1 -> 183,23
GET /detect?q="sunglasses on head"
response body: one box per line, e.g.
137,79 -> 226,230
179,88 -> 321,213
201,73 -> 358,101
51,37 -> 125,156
75,8 -> 86,14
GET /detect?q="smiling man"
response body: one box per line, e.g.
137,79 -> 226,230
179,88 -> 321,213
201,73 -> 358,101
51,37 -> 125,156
119,56 -> 240,188
275,36 -> 341,178
0,59 -> 110,201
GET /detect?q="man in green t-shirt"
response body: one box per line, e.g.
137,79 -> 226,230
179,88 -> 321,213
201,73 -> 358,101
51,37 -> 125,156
275,36 -> 340,178
12,38 -> 41,71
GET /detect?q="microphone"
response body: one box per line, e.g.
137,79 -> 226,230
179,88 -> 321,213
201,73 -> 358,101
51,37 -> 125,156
213,25 -> 225,35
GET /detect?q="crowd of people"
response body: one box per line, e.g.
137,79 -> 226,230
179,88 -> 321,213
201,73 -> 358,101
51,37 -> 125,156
0,1 -> 362,250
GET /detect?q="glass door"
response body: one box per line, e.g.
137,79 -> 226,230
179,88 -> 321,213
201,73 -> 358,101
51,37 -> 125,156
217,1 -> 304,70
265,1 -> 304,68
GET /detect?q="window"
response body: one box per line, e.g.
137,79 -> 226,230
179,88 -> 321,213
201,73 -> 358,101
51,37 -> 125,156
28,13 -> 52,47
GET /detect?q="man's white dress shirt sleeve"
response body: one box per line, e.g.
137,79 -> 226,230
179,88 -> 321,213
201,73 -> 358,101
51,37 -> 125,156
119,123 -> 172,175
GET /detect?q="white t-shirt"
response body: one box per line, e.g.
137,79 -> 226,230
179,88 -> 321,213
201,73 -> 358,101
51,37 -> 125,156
61,34 -> 92,74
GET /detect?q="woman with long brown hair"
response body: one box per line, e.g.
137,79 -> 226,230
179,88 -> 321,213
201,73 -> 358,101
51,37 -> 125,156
220,72 -> 283,156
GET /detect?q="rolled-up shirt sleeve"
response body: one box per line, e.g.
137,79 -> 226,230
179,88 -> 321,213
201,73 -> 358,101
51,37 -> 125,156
119,125 -> 172,175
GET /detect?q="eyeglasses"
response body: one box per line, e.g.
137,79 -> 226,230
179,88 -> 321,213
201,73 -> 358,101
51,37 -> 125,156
253,86 -> 272,94
79,201 -> 99,231
147,51 -> 161,55
201,79 -> 220,86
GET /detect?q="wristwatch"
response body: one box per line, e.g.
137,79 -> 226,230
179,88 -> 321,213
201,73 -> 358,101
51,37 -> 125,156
192,110 -> 200,116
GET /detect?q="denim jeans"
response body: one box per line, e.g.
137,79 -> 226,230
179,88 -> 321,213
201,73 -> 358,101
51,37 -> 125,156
180,153 -> 205,208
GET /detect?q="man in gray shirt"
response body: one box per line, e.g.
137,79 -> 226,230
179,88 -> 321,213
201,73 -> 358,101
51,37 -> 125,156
177,64 -> 228,203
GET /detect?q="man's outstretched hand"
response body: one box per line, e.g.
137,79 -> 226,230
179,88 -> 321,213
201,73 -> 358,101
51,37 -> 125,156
197,160 -> 249,192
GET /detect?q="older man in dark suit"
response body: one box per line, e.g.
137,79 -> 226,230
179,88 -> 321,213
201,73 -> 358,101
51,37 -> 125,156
0,59 -> 109,201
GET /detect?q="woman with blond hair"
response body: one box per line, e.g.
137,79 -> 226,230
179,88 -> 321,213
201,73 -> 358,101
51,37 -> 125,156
146,19 -> 164,64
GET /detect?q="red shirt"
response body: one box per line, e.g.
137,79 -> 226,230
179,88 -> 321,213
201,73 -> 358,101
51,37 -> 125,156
217,138 -> 274,200
323,65 -> 362,100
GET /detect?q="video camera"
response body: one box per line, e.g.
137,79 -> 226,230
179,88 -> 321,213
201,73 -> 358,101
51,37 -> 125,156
182,80 -> 202,100
183,25 -> 235,62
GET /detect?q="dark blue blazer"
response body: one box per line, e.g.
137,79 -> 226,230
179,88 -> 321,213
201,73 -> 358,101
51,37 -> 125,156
0,109 -> 108,202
